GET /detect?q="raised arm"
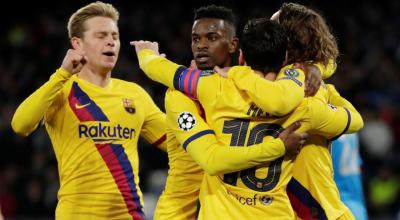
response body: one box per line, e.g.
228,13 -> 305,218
133,40 -> 217,101
315,59 -> 337,80
11,49 -> 86,136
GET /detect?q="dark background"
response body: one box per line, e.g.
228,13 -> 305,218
1,0 -> 399,219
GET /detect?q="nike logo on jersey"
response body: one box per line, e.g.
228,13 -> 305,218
75,103 -> 91,109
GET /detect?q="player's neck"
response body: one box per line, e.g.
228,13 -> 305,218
263,72 -> 277,81
78,66 -> 111,88
253,70 -> 277,81
254,70 -> 264,78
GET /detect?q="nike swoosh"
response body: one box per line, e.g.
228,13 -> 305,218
75,103 -> 91,109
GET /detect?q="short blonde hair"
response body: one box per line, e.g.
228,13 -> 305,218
67,1 -> 119,38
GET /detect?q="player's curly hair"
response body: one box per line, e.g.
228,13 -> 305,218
277,2 -> 338,65
194,5 -> 236,36
68,1 -> 119,39
242,18 -> 287,73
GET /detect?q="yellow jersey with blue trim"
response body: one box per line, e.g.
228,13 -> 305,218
226,64 -> 360,220
12,68 -> 166,220
137,50 -> 362,219
155,88 -> 288,220
287,85 -> 360,220
154,88 -> 204,220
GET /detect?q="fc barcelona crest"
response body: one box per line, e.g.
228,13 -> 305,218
122,98 -> 135,114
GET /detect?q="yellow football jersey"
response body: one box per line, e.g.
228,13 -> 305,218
154,89 -> 204,220
156,88 -> 288,220
12,68 -> 166,220
227,65 -> 359,220
287,85 -> 359,220
137,50 -> 363,219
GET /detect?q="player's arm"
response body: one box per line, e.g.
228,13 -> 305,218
325,84 -> 364,134
223,64 -> 305,116
133,41 -> 216,101
139,87 -> 167,151
307,87 -> 363,140
136,49 -> 179,89
166,89 -> 304,175
11,49 -> 85,136
314,59 -> 337,80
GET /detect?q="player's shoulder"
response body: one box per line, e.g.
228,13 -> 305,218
166,88 -> 185,99
165,88 -> 200,110
112,77 -> 148,93
278,64 -> 305,77
59,75 -> 79,98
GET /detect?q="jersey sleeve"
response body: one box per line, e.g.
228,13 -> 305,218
306,91 -> 363,141
11,67 -> 71,136
138,87 -> 167,151
325,84 -> 364,134
226,65 -> 305,116
314,59 -> 337,80
137,49 -> 217,102
165,89 -> 286,175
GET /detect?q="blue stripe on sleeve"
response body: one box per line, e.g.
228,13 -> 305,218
173,66 -> 187,90
182,130 -> 215,150
329,107 -> 351,141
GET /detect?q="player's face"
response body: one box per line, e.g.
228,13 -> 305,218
80,16 -> 120,73
191,18 -> 236,70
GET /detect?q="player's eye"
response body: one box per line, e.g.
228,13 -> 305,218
192,36 -> 199,43
96,34 -> 106,39
208,35 -> 218,41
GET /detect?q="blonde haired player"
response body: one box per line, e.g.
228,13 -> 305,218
12,2 -> 166,219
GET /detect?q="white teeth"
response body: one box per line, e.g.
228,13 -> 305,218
198,57 -> 209,62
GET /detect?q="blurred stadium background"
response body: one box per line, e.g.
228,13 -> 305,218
0,0 -> 399,219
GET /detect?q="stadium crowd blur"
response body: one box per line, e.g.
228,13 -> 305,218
1,0 -> 399,219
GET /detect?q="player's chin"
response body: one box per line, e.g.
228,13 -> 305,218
196,62 -> 214,71
102,60 -> 117,68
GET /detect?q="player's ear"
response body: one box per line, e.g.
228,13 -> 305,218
229,37 -> 239,54
71,37 -> 83,51
239,49 -> 245,66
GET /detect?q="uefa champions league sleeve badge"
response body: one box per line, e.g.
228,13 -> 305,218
177,112 -> 196,131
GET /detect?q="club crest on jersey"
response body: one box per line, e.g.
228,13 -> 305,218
122,98 -> 135,114
284,68 -> 299,77
177,112 -> 196,131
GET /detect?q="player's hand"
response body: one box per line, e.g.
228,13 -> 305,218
61,49 -> 87,75
190,60 -> 197,68
293,62 -> 322,97
214,66 -> 231,78
278,121 -> 308,158
130,40 -> 161,55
